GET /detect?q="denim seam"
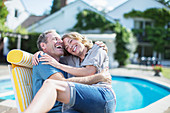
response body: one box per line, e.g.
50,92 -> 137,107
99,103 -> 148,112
66,82 -> 76,107
104,98 -> 116,113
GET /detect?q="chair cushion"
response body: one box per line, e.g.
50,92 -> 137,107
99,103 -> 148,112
7,49 -> 33,68
7,49 -> 34,112
10,66 -> 33,112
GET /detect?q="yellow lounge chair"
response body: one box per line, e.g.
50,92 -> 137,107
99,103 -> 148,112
7,49 -> 33,113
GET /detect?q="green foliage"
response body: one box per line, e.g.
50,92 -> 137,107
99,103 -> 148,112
145,27 -> 170,52
73,9 -> 111,31
50,0 -> 61,14
21,33 -> 40,53
15,26 -> 28,35
0,1 -> 8,25
162,67 -> 170,79
124,8 -> 170,54
156,0 -> 170,8
74,10 -> 136,66
114,23 -> 132,66
0,22 -> 12,32
124,9 -> 144,18
0,0 -> 10,32
8,33 -> 40,53
144,8 -> 170,27
125,8 -> 170,27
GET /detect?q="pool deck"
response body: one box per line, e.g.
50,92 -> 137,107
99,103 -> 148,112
0,64 -> 170,113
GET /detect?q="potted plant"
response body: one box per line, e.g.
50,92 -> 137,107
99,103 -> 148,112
152,64 -> 162,76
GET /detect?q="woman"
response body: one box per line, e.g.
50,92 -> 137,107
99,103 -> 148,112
33,32 -> 116,113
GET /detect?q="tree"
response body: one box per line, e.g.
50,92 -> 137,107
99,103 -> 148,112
73,9 -> 110,31
50,0 -> 61,14
0,0 -> 8,25
0,0 -> 10,32
156,0 -> 170,8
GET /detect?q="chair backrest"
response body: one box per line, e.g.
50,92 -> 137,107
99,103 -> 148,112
7,49 -> 33,113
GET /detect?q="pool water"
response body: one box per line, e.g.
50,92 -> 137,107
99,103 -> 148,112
0,77 -> 170,111
0,79 -> 13,93
0,79 -> 15,100
0,94 -> 15,100
112,76 -> 170,111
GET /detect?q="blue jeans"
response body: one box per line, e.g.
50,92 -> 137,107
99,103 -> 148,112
65,82 -> 116,113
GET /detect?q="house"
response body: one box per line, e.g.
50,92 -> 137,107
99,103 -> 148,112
4,0 -> 30,30
5,0 -> 117,68
107,0 -> 170,65
23,0 -> 117,68
26,0 -> 115,33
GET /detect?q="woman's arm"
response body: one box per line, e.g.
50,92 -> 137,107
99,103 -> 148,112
49,68 -> 111,85
39,54 -> 96,77
32,51 -> 43,65
58,64 -> 96,77
66,69 -> 111,85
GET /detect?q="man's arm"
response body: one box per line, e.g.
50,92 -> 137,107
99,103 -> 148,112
48,69 -> 111,85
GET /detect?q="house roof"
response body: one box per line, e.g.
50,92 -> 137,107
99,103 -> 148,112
27,0 -> 115,30
20,0 -> 29,13
20,15 -> 48,28
108,0 -> 170,13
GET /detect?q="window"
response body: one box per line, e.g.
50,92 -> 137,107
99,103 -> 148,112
134,20 -> 143,29
145,21 -> 152,27
134,20 -> 153,29
15,9 -> 18,18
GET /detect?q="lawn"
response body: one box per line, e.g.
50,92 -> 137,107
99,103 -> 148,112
162,67 -> 170,79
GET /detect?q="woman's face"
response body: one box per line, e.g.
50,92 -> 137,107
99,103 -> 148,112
63,37 -> 85,56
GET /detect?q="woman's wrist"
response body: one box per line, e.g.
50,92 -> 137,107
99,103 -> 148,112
55,63 -> 62,69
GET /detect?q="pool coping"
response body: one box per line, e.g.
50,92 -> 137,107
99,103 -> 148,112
0,75 -> 170,113
113,75 -> 170,113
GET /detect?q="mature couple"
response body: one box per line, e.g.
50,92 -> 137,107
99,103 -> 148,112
25,30 -> 116,113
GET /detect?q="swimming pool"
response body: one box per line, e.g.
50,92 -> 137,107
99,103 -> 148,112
112,76 -> 170,111
0,76 -> 170,112
0,78 -> 15,100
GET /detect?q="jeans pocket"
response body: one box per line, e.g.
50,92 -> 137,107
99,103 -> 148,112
104,98 -> 116,113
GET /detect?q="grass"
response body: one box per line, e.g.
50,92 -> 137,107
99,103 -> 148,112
162,67 -> 170,79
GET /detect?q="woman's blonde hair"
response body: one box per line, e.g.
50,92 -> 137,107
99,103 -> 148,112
62,32 -> 93,50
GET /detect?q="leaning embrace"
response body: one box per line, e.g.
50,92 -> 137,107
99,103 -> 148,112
24,30 -> 116,113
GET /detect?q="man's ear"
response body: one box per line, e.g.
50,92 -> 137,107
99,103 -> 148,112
40,43 -> 46,50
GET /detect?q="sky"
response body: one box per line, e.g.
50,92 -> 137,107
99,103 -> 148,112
21,0 -> 128,16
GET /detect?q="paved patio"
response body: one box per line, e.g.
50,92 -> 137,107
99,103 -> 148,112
0,64 -> 170,113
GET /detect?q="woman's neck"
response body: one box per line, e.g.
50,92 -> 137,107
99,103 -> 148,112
79,47 -> 88,62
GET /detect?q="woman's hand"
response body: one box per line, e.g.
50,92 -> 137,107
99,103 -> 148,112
39,54 -> 61,68
32,51 -> 43,65
95,41 -> 108,53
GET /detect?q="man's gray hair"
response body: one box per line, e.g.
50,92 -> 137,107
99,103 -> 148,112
37,29 -> 56,51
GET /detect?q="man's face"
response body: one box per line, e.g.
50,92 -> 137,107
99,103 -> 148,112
43,32 -> 64,57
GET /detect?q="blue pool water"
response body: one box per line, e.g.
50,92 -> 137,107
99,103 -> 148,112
0,79 -> 15,100
112,76 -> 170,111
0,79 -> 13,93
0,77 -> 170,111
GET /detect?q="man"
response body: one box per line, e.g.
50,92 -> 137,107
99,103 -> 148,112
30,30 -> 112,113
